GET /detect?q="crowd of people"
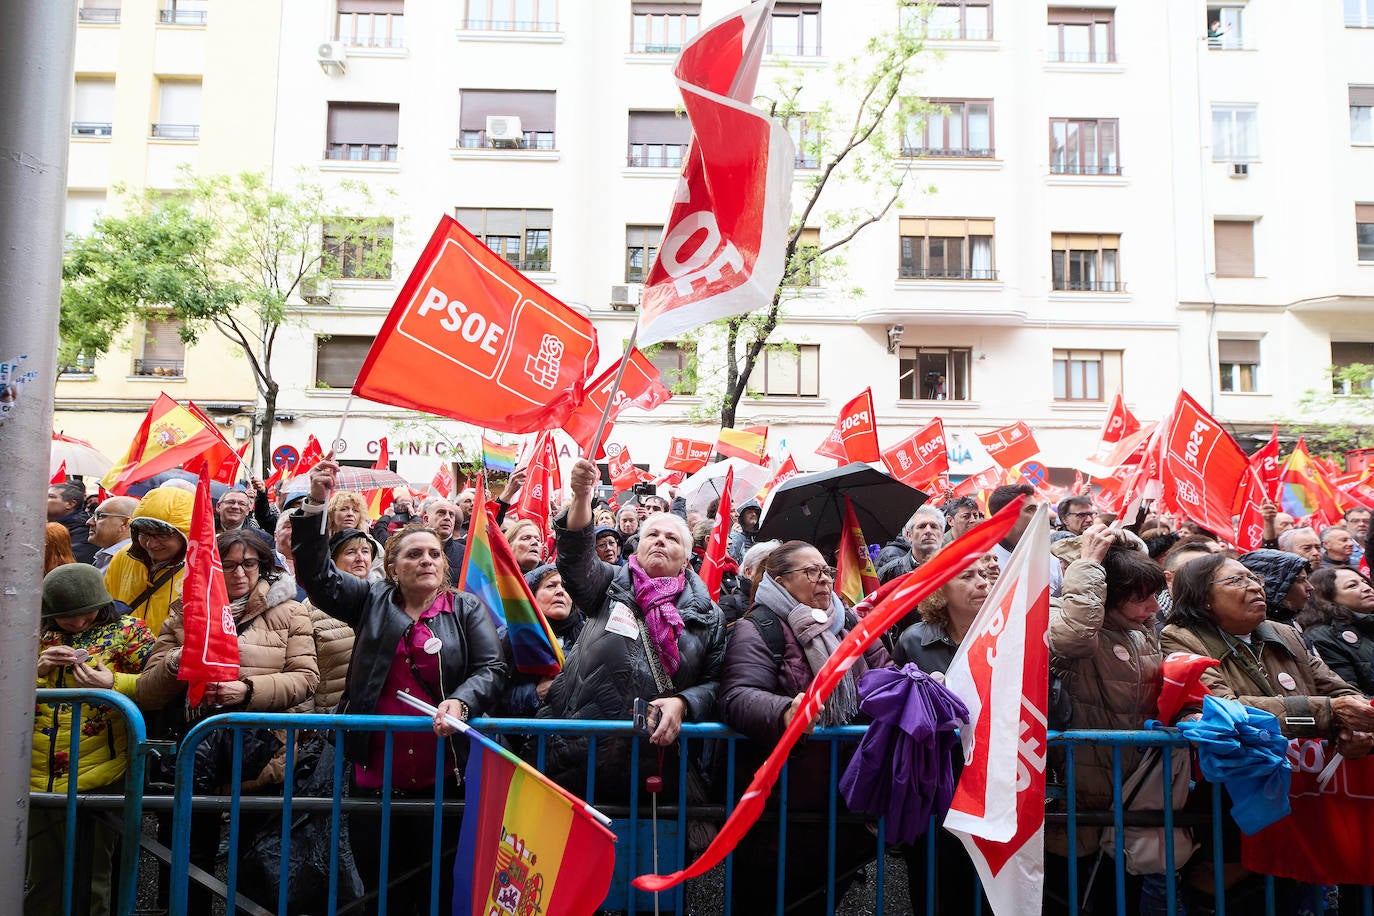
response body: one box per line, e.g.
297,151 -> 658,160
27,462 -> 1374,914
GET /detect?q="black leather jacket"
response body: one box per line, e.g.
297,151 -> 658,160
292,509 -> 507,764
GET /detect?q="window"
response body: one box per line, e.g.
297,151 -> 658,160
336,0 -> 404,48
627,111 -> 692,167
786,113 -> 822,168
1213,220 -> 1255,278
454,208 -> 552,271
767,3 -> 820,56
648,342 -> 696,395
900,0 -> 993,40
625,225 -> 661,282
72,77 -> 115,138
898,218 -> 996,280
1049,118 -> 1119,174
899,347 -> 971,401
1216,338 -> 1259,393
1053,349 -> 1120,401
465,0 -> 558,32
903,100 -> 993,158
459,90 -> 555,149
1046,8 -> 1114,62
1352,87 -> 1374,144
78,1 -> 121,23
1346,0 -> 1374,28
748,344 -> 820,397
631,2 -> 699,52
65,191 -> 106,240
325,102 -> 399,161
159,0 -> 207,25
783,228 -> 821,287
316,335 -> 373,389
1205,5 -> 1245,49
323,219 -> 394,280
136,318 -> 185,377
152,79 -> 201,140
1051,233 -> 1121,291
60,353 -> 97,376
1358,205 -> 1374,261
1211,104 -> 1258,162
1332,342 -> 1374,395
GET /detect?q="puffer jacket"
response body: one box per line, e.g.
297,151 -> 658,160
32,614 -> 156,792
1048,557 -> 1164,855
1303,611 -> 1374,697
539,510 -> 726,793
1160,620 -> 1361,737
1239,549 -> 1311,627
136,573 -> 320,715
104,487 -> 194,637
305,600 -> 356,712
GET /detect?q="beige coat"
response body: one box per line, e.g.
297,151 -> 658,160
305,600 -> 355,712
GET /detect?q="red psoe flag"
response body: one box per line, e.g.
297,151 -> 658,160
1234,468 -> 1268,552
513,431 -> 560,543
609,446 -> 653,493
635,1 -> 794,345
976,421 -> 1040,470
816,388 -> 880,464
882,417 -> 949,489
1158,391 -> 1249,537
560,349 -> 672,459
699,467 -> 734,600
352,216 -> 599,433
1248,425 -> 1282,502
1089,391 -> 1141,462
178,464 -> 239,705
49,461 -> 67,485
664,437 -> 714,473
944,506 -> 1052,915
756,454 -> 800,505
431,462 -> 455,498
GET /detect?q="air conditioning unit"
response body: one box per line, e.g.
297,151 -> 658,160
486,115 -> 524,147
610,283 -> 642,311
1229,162 -> 1249,178
317,41 -> 347,76
301,276 -> 332,304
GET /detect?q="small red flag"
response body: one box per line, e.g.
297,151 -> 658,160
1089,391 -> 1141,462
372,437 -> 391,470
1249,425 -> 1282,503
816,388 -> 880,464
756,454 -> 800,505
178,463 -> 239,705
699,467 -> 734,600
562,349 -> 672,459
976,421 -> 1040,470
431,463 -> 455,498
609,446 -> 653,493
512,431 -> 560,544
664,436 -> 714,473
881,417 -> 948,489
835,495 -> 880,605
49,461 -> 67,485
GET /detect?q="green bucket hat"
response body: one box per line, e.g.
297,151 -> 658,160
42,563 -> 115,619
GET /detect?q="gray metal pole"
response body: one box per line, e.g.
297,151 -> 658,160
0,2 -> 77,908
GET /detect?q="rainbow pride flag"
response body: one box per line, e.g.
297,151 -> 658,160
481,435 -> 518,473
453,727 -> 616,916
458,476 -> 563,676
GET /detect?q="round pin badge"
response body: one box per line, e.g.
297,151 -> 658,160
931,671 -> 946,684
1277,672 -> 1297,691
1343,630 -> 1360,645
423,637 -> 443,655
1113,644 -> 1131,662
811,609 -> 829,624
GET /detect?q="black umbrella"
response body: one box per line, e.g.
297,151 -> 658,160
756,463 -> 927,553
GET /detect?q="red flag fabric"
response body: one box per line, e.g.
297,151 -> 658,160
1234,469 -> 1269,552
284,435 -> 324,486
816,388 -> 880,464
1249,426 -> 1282,502
352,215 -> 599,433
372,437 -> 390,470
101,393 -> 240,494
1156,652 -> 1217,722
609,446 -> 653,493
633,497 -> 1023,893
1088,391 -> 1141,462
635,1 -> 793,345
835,495 -> 880,606
178,464 -> 239,705
943,506 -> 1052,915
49,461 -> 67,485
663,437 -> 714,473
976,421 -> 1040,470
654,470 -> 687,487
756,454 -> 800,505
512,431 -> 560,543
431,462 -> 455,498
561,349 -> 672,459
1158,391 -> 1248,536
211,441 -> 251,487
951,465 -> 1005,499
699,467 -> 734,600
882,418 -> 949,490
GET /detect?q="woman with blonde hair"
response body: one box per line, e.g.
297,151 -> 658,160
327,490 -> 369,537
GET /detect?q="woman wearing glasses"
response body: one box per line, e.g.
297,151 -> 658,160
720,540 -> 889,914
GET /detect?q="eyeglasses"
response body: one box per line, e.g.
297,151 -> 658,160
1210,572 -> 1264,589
223,559 -> 261,574
92,512 -> 130,522
1066,511 -> 1097,521
781,565 -> 837,583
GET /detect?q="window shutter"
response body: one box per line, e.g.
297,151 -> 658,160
316,336 -> 374,388
628,110 -> 693,144
1213,220 -> 1255,277
1356,204 -> 1374,224
1218,338 -> 1260,363
73,79 -> 115,122
158,81 -> 202,123
797,227 -> 820,247
524,209 -> 553,230
1350,86 -> 1374,107
143,319 -> 185,360
337,0 -> 403,11
459,90 -> 556,131
484,209 -> 524,235
327,103 -> 399,144
899,217 -> 927,236
1332,342 -> 1374,366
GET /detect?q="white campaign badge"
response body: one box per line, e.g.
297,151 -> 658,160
1113,644 -> 1131,662
607,602 -> 639,639
423,637 -> 443,655
1277,672 -> 1297,691
1343,630 -> 1360,645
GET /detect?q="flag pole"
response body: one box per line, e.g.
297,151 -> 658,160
586,321 -> 639,461
321,392 -> 356,534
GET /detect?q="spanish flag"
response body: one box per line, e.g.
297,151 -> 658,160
1281,438 -> 1341,526
835,495 -> 880,606
715,425 -> 768,465
101,393 -> 238,494
364,437 -> 394,520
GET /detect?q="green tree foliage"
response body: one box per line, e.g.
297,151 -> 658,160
1291,363 -> 1374,456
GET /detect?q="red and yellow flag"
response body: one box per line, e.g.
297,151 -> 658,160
364,437 -> 394,520
715,425 -> 768,465
1281,438 -> 1341,526
835,495 -> 879,606
101,393 -> 239,494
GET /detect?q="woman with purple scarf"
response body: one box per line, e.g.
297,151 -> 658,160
538,458 -> 727,805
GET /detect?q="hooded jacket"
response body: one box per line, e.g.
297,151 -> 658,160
1238,549 -> 1311,627
727,500 -> 762,563
1304,611 -> 1374,696
103,487 -> 193,637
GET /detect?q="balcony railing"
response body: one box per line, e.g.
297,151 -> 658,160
336,12 -> 404,48
59,357 -> 96,376
1050,161 -> 1124,176
158,9 -> 208,25
133,359 -> 185,377
71,122 -> 113,138
458,130 -> 555,150
898,266 -> 1000,280
77,7 -> 121,23
900,146 -> 995,159
462,18 -> 559,32
1053,279 -> 1126,292
1046,49 -> 1115,63
631,41 -> 686,53
627,143 -> 688,168
324,142 -> 398,162
503,258 -> 549,272
795,153 -> 821,169
150,123 -> 199,140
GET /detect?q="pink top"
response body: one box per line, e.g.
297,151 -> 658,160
354,593 -> 458,791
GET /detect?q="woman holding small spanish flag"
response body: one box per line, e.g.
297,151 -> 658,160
294,456 -> 508,916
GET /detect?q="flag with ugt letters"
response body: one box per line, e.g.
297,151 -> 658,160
353,216 -> 599,433
635,0 -> 794,345
943,505 -> 1051,916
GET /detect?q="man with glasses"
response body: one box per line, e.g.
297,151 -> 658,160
877,505 -> 947,584
86,496 -> 138,571
214,489 -> 254,533
1054,495 -> 1097,542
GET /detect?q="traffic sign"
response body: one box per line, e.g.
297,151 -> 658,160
272,444 -> 299,471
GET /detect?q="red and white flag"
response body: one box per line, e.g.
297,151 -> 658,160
49,461 -> 67,485
179,463 -> 239,705
756,453 -> 800,505
609,446 -> 653,493
882,417 -> 949,490
977,421 -> 1040,470
816,388 -> 880,464
431,462 -> 455,498
512,431 -> 561,543
1159,391 -> 1248,537
561,349 -> 672,459
1088,391 -> 1141,462
1234,467 -> 1268,552
943,505 -> 1051,916
699,467 -> 734,600
1248,425 -> 1282,503
663,436 -> 714,473
635,1 -> 794,345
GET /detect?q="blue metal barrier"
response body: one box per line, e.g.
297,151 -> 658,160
31,688 -> 149,916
